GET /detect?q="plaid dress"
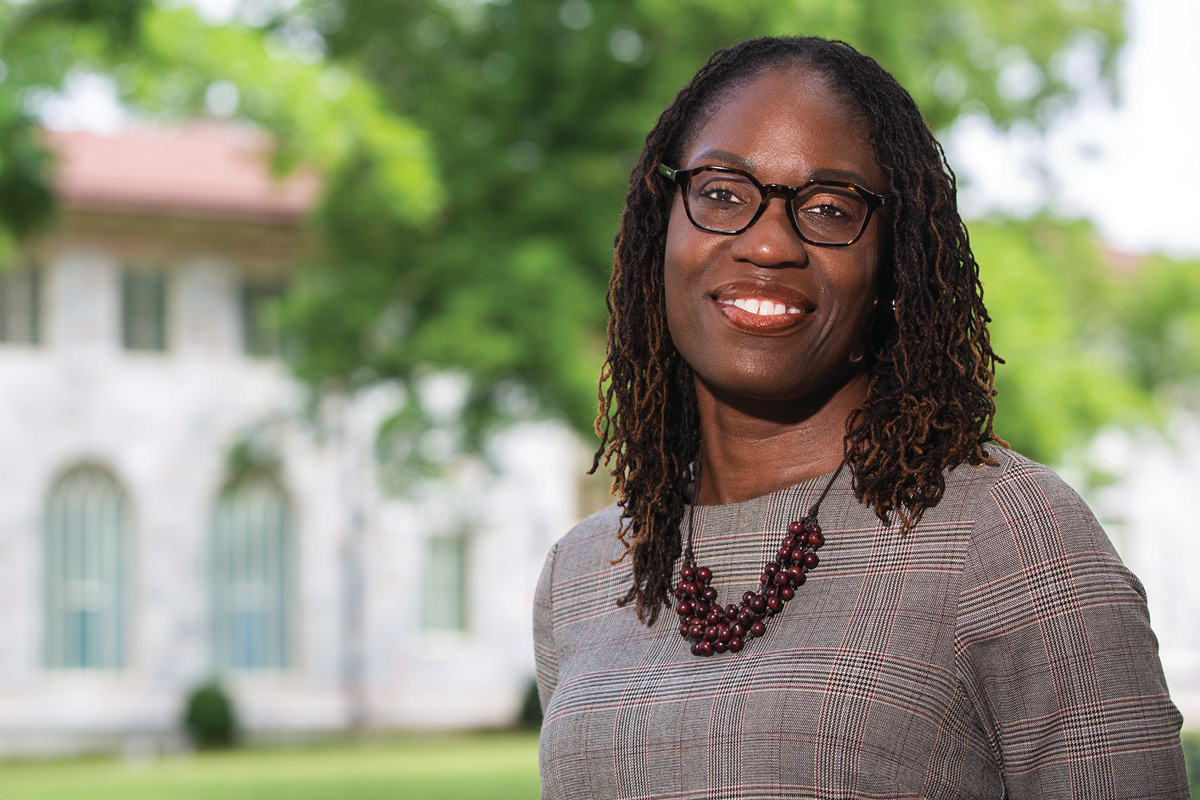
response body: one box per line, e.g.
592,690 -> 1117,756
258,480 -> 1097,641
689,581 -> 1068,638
534,447 -> 1188,799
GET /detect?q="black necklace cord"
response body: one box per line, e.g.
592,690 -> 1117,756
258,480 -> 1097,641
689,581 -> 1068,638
683,452 -> 849,568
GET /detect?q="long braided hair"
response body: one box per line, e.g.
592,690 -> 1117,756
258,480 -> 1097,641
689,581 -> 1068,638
593,36 -> 1004,624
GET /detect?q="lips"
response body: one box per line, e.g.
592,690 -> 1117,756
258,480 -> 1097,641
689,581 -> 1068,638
710,281 -> 815,335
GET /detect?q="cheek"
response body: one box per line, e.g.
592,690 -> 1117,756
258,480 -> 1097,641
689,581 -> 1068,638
662,200 -> 703,336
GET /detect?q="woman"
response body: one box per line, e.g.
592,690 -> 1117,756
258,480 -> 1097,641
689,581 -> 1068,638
533,36 -> 1188,799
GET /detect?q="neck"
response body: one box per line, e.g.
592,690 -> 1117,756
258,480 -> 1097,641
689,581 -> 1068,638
694,371 -> 869,505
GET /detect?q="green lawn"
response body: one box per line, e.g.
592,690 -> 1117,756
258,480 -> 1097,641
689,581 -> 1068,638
0,732 -> 541,800
1188,730 -> 1200,799
1,729 -> 1196,798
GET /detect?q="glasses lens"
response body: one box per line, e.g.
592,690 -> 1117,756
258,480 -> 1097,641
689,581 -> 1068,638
791,184 -> 870,245
685,170 -> 761,233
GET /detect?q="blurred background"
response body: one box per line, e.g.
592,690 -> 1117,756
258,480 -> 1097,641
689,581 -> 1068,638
0,0 -> 1198,795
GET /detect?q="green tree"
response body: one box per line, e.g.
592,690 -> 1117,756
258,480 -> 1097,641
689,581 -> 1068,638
283,0 -> 1127,446
14,0 -> 1190,473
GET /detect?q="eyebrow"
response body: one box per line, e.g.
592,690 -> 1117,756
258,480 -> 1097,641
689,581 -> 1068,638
689,149 -> 874,188
691,149 -> 759,172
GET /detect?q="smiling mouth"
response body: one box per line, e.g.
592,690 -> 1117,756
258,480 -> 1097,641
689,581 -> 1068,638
718,297 -> 806,316
709,285 -> 816,335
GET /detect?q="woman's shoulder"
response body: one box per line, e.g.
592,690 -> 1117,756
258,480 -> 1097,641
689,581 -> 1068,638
945,443 -> 1093,517
945,443 -> 1126,573
545,503 -> 627,576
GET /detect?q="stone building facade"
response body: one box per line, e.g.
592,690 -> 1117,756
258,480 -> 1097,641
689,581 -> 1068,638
0,124 -> 580,755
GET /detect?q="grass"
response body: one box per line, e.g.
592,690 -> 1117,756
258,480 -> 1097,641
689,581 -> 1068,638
0,731 -> 541,800
1,729 -> 1196,798
1187,730 -> 1200,799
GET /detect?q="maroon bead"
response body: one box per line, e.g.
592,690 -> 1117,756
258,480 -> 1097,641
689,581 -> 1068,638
678,498 -> 832,658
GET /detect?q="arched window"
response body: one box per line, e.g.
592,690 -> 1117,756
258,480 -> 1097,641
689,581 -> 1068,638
212,475 -> 290,671
421,531 -> 469,633
43,465 -> 132,670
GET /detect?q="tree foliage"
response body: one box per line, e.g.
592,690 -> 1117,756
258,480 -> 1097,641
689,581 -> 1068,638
283,0 -> 1126,441
8,0 -> 1199,471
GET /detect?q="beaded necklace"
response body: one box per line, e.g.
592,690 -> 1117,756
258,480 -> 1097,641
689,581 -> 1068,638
675,457 -> 848,657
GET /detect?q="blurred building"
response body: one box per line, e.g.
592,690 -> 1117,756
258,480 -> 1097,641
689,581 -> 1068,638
0,123 -> 582,756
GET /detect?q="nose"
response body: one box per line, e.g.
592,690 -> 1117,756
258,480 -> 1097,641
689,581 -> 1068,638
729,196 -> 808,268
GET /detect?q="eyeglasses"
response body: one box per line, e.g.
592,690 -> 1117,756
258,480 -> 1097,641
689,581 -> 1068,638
658,164 -> 891,247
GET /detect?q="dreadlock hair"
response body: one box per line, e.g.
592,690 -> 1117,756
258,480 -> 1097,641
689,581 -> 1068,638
593,36 -> 1005,625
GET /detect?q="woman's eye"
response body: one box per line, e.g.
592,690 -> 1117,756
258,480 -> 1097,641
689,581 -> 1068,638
796,191 -> 864,222
802,202 -> 849,218
698,184 -> 749,204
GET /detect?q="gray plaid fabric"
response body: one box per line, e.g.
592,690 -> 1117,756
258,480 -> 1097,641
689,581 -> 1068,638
534,447 -> 1188,799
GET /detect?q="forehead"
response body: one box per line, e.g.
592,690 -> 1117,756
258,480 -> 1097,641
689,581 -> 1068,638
681,66 -> 884,191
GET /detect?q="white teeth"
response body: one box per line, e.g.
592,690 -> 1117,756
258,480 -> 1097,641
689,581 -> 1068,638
724,298 -> 798,316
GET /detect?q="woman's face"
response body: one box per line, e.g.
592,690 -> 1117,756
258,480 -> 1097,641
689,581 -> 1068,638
663,66 -> 887,410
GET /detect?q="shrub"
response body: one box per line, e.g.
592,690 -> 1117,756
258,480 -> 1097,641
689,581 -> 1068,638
517,678 -> 543,730
182,679 -> 238,749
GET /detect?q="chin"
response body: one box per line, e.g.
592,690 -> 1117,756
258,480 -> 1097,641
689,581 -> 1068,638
696,363 -> 868,418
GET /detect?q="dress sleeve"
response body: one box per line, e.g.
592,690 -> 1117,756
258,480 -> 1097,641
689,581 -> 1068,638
954,465 -> 1189,799
533,541 -> 560,712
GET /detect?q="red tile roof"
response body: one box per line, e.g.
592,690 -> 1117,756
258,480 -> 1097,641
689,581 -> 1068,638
43,122 -> 320,223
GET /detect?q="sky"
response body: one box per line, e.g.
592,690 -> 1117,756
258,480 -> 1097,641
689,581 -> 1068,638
948,0 -> 1200,257
37,0 -> 1200,259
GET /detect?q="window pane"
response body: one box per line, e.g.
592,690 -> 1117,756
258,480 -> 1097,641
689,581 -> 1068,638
421,534 -> 468,633
0,263 -> 41,345
44,466 -> 130,670
212,477 -> 290,671
241,283 -> 284,358
122,271 -> 167,351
